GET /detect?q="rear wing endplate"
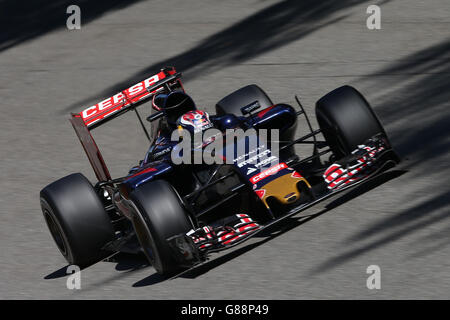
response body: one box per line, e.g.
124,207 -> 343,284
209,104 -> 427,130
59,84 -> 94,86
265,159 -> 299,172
70,114 -> 112,182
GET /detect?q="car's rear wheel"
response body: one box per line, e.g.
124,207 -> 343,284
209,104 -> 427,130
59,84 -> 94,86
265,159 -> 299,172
40,173 -> 115,268
130,180 -> 193,276
215,84 -> 273,116
315,85 -> 387,158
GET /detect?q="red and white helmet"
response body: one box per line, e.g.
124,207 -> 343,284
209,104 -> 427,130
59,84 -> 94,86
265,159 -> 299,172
176,110 -> 213,134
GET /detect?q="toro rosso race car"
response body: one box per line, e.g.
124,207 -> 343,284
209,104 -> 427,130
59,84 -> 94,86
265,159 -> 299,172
40,67 -> 399,276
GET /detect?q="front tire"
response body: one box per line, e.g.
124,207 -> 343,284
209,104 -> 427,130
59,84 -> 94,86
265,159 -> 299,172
315,85 -> 387,158
40,173 -> 115,268
130,180 -> 192,276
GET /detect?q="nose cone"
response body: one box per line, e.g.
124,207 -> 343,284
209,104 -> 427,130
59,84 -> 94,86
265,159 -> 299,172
257,173 -> 302,205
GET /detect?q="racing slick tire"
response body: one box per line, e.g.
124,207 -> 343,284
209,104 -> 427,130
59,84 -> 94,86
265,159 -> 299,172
130,180 -> 193,276
216,84 -> 273,116
40,173 -> 115,268
315,85 -> 386,158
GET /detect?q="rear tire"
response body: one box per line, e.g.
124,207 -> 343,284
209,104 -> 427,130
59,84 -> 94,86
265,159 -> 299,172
130,180 -> 192,276
40,173 -> 115,268
315,85 -> 387,158
216,84 -> 273,116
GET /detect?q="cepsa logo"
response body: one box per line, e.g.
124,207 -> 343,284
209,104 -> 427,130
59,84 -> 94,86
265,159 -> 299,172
80,73 -> 164,126
250,162 -> 288,184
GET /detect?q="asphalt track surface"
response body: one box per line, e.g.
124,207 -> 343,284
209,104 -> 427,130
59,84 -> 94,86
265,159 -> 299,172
0,0 -> 449,299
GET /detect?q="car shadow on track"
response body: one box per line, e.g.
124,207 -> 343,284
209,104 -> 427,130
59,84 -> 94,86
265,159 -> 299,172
131,169 -> 406,286
44,265 -> 71,279
43,252 -> 152,281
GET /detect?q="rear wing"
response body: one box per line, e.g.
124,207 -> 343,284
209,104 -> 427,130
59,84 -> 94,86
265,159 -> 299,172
69,66 -> 183,182
74,67 -> 183,129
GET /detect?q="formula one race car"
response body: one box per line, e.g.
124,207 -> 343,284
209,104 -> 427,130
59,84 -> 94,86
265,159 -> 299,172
40,67 -> 399,276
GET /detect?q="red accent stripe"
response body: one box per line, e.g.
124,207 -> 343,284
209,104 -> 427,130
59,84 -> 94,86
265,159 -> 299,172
257,105 -> 275,118
127,167 -> 157,179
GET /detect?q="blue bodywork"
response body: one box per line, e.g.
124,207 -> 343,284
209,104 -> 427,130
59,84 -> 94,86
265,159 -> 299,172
121,103 -> 298,193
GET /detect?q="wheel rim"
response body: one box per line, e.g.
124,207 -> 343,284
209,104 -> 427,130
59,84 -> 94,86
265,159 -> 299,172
43,209 -> 68,256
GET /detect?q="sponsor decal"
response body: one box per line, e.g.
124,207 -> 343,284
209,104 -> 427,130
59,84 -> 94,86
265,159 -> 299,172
247,167 -> 257,175
79,70 -> 174,127
153,147 -> 171,158
240,100 -> 261,115
233,145 -> 266,165
235,149 -> 277,169
250,162 -> 288,184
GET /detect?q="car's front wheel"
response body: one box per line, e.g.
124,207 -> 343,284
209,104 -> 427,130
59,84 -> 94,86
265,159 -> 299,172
315,85 -> 388,158
130,180 -> 193,276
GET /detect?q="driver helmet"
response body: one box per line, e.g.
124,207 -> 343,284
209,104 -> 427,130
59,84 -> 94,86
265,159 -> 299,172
176,110 -> 213,134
